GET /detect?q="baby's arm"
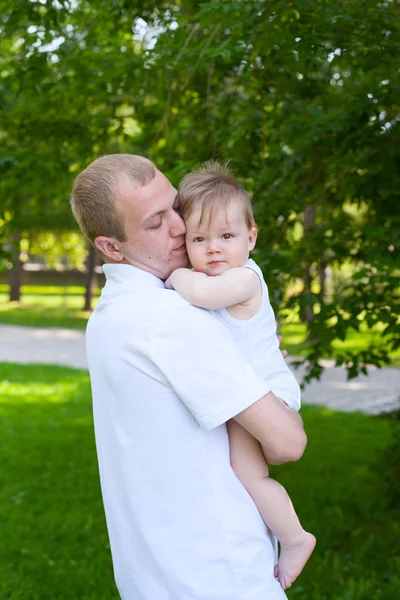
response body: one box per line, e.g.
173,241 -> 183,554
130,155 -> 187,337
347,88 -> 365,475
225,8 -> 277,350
165,267 -> 260,310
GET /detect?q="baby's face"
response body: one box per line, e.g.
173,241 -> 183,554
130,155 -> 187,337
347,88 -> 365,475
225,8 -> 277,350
185,202 -> 257,277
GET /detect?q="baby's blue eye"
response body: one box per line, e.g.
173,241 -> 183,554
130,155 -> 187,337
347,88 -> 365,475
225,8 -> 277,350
194,237 -> 205,242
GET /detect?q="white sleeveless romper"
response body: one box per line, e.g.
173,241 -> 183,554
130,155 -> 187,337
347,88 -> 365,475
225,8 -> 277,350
212,259 -> 300,411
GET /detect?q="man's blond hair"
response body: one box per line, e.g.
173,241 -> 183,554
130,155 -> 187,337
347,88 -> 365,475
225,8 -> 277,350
178,161 -> 256,230
71,154 -> 156,243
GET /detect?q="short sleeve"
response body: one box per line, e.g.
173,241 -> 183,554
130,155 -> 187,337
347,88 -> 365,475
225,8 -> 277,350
149,298 -> 270,430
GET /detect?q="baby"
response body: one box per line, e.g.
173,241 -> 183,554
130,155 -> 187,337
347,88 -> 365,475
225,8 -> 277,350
165,161 -> 316,590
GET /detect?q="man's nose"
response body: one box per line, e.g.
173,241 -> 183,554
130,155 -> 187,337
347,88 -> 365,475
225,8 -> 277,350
170,211 -> 186,237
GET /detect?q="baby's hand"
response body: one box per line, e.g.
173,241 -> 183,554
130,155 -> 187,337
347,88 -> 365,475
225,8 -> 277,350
164,275 -> 175,290
165,268 -> 192,290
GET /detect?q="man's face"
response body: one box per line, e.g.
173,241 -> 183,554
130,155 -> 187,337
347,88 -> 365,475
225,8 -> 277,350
114,169 -> 189,280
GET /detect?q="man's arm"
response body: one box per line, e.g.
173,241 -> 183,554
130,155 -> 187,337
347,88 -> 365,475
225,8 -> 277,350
234,391 -> 307,465
150,298 -> 305,463
165,267 -> 260,310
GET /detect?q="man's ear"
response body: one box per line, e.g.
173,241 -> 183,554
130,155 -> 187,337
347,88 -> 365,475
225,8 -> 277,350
248,227 -> 258,251
94,236 -> 124,262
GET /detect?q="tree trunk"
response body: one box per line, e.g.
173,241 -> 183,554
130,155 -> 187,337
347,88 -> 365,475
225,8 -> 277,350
8,231 -> 23,302
301,204 -> 315,323
319,261 -> 327,304
272,272 -> 281,326
83,243 -> 97,311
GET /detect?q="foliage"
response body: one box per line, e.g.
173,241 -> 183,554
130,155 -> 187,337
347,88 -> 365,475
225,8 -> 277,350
27,231 -> 88,269
0,244 -> 11,273
0,361 -> 399,599
142,0 -> 400,381
0,208 -> 12,271
0,0 -> 399,380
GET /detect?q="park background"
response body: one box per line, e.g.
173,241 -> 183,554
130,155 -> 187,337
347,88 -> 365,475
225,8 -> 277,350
0,1 -> 399,599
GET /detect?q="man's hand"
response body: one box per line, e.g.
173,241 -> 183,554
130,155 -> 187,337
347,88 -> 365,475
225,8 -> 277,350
234,391 -> 307,464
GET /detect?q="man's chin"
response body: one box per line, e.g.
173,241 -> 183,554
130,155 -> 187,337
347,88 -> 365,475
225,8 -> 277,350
163,254 -> 189,280
177,254 -> 190,268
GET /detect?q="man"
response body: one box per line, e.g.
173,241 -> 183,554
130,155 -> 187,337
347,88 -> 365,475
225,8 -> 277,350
71,154 -> 307,600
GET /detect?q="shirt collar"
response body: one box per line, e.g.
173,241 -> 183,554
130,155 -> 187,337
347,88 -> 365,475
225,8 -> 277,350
102,263 -> 165,289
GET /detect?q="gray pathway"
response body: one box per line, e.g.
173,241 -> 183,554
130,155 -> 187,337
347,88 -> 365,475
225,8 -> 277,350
0,324 -> 399,415
0,324 -> 87,371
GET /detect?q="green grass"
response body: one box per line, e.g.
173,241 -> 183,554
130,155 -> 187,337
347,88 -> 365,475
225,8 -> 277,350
0,363 -> 399,599
0,284 -> 98,297
0,291 -> 91,330
0,363 -> 117,600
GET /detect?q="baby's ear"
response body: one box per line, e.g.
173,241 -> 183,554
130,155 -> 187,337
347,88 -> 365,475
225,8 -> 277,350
248,227 -> 258,250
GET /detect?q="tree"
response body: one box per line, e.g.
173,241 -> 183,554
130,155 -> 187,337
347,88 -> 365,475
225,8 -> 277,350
0,0 -> 150,304
0,0 -> 399,378
138,0 -> 400,382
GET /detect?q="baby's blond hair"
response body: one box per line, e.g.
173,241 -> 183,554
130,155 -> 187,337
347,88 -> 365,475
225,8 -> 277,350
178,161 -> 256,230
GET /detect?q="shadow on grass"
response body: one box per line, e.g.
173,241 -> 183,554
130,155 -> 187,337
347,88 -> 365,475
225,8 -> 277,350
0,363 -> 399,600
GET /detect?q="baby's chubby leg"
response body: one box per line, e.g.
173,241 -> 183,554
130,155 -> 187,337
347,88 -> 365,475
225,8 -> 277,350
227,420 -> 316,590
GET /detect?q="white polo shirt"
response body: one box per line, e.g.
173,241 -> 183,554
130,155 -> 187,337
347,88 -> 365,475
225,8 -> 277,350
86,263 -> 287,600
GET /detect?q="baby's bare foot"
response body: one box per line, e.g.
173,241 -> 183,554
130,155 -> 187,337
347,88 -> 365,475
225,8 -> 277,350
276,531 -> 316,590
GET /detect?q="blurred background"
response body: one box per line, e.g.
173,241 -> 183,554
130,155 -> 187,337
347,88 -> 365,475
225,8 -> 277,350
0,1 -> 399,598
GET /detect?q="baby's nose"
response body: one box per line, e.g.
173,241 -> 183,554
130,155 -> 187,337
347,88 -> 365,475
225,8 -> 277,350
207,242 -> 220,254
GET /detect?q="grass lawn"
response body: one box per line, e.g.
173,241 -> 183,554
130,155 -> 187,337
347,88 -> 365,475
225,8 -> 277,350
1,285 -> 399,367
0,363 -> 399,599
0,287 -> 91,331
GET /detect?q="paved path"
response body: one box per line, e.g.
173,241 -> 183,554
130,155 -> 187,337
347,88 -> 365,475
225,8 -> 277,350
0,324 -> 87,371
1,324 -> 399,415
